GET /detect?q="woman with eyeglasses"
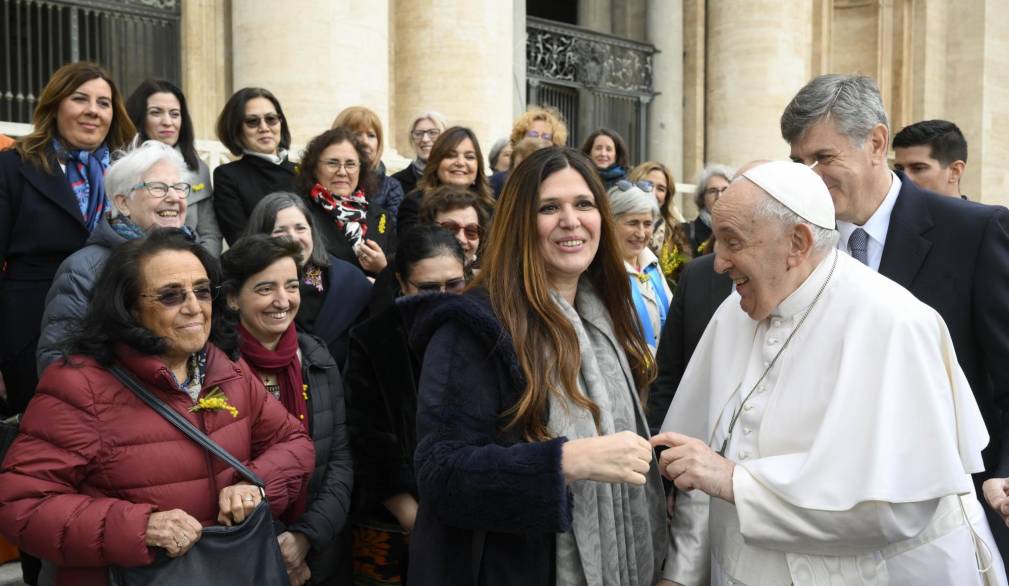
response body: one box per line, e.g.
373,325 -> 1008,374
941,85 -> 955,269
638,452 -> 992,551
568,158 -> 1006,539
490,106 -> 569,197
689,163 -> 734,255
418,185 -> 489,270
608,180 -> 673,355
0,229 -> 314,586
333,106 -> 405,220
396,126 -> 494,236
221,234 -> 354,586
244,192 -> 371,367
344,224 -> 467,585
297,127 -> 395,277
628,161 -> 693,289
36,140 -> 197,374
581,128 -> 630,190
212,87 -> 297,245
406,147 -> 666,584
126,79 -> 223,256
391,111 -> 448,196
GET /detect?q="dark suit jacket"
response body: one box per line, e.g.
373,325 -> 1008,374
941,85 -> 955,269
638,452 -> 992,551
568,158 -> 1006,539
880,172 -> 1009,479
0,150 -> 91,412
212,155 -> 297,244
647,253 -> 733,433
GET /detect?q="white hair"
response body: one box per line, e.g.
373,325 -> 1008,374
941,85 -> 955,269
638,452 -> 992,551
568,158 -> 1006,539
409,111 -> 448,137
753,191 -> 839,254
106,140 -> 187,218
607,184 -> 659,219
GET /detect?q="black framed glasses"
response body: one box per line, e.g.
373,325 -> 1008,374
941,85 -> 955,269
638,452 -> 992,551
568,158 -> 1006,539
615,179 -> 654,193
408,277 -> 467,294
704,186 -> 729,199
411,129 -> 441,141
438,220 -> 481,241
140,284 -> 218,307
243,114 -> 283,129
130,181 -> 192,198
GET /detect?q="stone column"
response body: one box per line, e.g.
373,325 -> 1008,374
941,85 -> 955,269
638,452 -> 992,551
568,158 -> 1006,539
181,0 -> 230,140
578,0 -> 613,34
681,0 -> 705,199
391,0 -> 515,161
705,0 -> 813,168
646,0 -> 684,182
231,0 -> 391,153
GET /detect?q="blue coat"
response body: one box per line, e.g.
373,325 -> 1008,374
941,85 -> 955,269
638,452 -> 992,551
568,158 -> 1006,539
401,290 -> 572,585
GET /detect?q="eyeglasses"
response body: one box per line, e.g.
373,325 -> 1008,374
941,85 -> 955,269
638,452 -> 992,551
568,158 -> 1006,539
411,129 -> 441,141
408,277 -> 467,294
243,114 -> 283,129
615,179 -> 654,193
140,284 -> 218,307
704,186 -> 729,199
321,159 -> 359,173
525,130 -> 553,141
130,181 -> 192,198
438,220 -> 481,241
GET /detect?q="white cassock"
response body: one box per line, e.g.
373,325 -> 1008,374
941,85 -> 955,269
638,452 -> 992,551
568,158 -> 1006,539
660,249 -> 1008,586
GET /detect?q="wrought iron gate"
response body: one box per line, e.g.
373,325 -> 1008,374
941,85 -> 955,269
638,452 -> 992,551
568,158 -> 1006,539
1,0 -> 181,124
526,16 -> 654,162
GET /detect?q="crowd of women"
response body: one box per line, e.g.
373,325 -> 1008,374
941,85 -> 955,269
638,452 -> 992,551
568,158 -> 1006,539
0,60 -> 736,586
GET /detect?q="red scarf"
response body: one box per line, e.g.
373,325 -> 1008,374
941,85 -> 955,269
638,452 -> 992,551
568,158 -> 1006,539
309,182 -> 368,246
238,322 -> 309,521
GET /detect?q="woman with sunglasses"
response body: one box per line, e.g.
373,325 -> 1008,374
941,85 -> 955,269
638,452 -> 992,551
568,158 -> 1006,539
628,161 -> 693,289
0,229 -> 314,586
221,234 -> 354,586
244,192 -> 371,367
689,163 -> 734,255
396,126 -> 494,236
418,185 -> 489,270
608,180 -> 673,355
297,127 -> 395,277
126,79 -> 223,256
212,87 -> 297,245
36,141 -> 194,373
344,224 -> 467,585
391,111 -> 448,196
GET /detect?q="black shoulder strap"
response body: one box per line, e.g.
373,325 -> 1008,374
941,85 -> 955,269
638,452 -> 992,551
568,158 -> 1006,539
109,364 -> 265,489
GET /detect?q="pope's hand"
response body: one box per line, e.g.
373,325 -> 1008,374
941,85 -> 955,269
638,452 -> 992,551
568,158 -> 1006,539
561,430 -> 653,485
651,432 -> 735,503
983,477 -> 1009,526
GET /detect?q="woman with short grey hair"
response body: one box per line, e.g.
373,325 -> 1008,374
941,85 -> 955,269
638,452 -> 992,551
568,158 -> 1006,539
689,163 -> 734,255
391,110 -> 448,195
608,180 -> 672,354
36,140 -> 193,373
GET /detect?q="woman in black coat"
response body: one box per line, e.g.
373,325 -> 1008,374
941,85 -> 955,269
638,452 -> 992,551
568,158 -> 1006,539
222,234 -> 354,586
0,62 -> 134,417
212,87 -> 297,245
344,225 -> 468,584
297,127 -> 395,278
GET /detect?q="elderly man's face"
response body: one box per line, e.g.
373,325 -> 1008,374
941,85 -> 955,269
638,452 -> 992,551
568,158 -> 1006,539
712,181 -> 795,321
788,119 -> 883,224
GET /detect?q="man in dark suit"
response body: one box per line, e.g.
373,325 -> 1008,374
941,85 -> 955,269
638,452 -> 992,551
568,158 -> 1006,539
783,74 -> 1009,555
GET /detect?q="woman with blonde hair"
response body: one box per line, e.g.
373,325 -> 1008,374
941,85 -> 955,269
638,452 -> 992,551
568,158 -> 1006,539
406,147 -> 666,584
333,105 -> 405,219
491,106 -> 569,196
628,161 -> 692,288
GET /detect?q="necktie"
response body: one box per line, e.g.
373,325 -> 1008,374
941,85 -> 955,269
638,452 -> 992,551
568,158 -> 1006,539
848,228 -> 869,265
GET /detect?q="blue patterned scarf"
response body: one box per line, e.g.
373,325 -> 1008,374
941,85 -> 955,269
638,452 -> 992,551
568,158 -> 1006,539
53,138 -> 110,233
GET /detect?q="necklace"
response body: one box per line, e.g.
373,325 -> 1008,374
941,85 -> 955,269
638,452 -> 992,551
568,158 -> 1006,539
716,251 -> 839,457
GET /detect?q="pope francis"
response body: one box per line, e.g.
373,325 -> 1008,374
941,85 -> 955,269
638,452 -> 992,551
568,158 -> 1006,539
653,160 -> 1007,586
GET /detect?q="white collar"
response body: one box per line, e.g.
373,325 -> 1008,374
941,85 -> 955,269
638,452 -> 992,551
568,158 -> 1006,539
242,148 -> 288,165
624,246 -> 659,275
772,249 -> 837,320
837,171 -> 901,249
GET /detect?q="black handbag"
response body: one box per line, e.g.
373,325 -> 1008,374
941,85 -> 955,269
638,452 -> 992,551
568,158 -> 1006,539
0,413 -> 19,465
106,364 -> 290,586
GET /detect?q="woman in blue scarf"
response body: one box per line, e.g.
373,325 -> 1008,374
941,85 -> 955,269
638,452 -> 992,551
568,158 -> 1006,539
0,60 -> 134,583
581,128 -> 630,190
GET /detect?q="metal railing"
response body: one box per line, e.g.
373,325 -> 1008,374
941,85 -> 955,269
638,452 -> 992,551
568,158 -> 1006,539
1,0 -> 181,124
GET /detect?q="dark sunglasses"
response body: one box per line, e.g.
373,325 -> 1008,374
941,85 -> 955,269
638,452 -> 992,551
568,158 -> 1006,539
438,220 -> 481,241
140,284 -> 218,307
408,277 -> 467,294
243,114 -> 283,129
615,179 -> 654,193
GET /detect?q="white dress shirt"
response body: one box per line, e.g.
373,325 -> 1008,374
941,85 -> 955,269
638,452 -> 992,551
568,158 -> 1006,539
836,171 -> 901,271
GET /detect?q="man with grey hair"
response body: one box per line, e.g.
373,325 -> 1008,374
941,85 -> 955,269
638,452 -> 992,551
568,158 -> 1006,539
652,160 -> 1004,585
783,74 -> 1009,556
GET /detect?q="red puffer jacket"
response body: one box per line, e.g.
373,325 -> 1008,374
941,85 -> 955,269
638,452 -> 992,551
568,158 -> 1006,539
0,343 -> 315,586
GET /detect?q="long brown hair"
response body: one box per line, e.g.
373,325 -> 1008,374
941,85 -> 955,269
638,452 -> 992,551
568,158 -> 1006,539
473,147 -> 655,441
416,126 -> 493,211
16,61 -> 134,174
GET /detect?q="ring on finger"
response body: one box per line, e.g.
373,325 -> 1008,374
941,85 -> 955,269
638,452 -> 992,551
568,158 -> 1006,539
243,495 -> 255,503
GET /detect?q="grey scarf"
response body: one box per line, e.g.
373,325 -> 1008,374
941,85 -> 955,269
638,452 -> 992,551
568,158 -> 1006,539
548,281 -> 667,586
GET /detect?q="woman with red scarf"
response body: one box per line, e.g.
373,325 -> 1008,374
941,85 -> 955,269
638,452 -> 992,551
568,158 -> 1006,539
296,127 -> 395,278
221,234 -> 353,586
